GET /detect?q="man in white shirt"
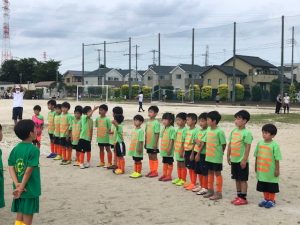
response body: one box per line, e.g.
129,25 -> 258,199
283,93 -> 290,114
11,85 -> 25,125
137,91 -> 145,112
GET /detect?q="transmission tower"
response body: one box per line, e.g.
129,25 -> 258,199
1,0 -> 12,64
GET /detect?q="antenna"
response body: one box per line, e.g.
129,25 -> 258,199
1,0 -> 12,64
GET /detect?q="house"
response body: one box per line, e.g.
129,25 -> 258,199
83,68 -> 112,85
143,65 -> 175,88
63,70 -> 84,86
278,64 -> 300,82
222,55 -> 279,92
118,69 -> 142,83
35,81 -> 60,99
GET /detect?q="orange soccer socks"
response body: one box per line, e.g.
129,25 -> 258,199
216,175 -> 223,193
107,151 -> 113,165
76,151 -> 80,163
167,164 -> 173,178
79,152 -> 85,164
201,175 -> 208,189
100,150 -> 105,164
117,157 -> 125,173
87,152 -> 91,163
136,162 -> 142,173
264,192 -> 276,201
208,173 -> 214,190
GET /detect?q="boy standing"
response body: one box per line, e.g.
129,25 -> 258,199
227,110 -> 253,205
203,111 -> 226,200
71,106 -> 83,166
53,104 -> 62,160
112,114 -> 125,175
145,106 -> 160,178
255,124 -> 281,209
8,120 -> 41,225
46,99 -> 56,158
0,124 -> 4,209
32,105 -> 44,149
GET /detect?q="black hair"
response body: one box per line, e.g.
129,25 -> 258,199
47,99 -> 56,106
113,106 -> 123,115
139,91 -> 143,94
114,114 -> 124,124
62,101 -> 71,110
207,111 -> 221,124
176,112 -> 187,120
74,105 -> 83,114
234,110 -> 250,122
55,104 -> 62,110
82,106 -> 92,115
134,114 -> 144,122
162,112 -> 175,126
262,124 -> 277,136
99,104 -> 108,111
33,105 -> 41,111
186,113 -> 197,122
0,124 -> 2,131
148,105 -> 159,113
198,112 -> 208,120
14,120 -> 35,141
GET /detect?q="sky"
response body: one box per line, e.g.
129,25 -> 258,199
6,0 -> 300,73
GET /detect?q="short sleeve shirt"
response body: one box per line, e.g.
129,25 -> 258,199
160,126 -> 176,157
59,113 -> 74,138
184,127 -> 199,151
109,124 -> 117,145
194,128 -> 207,154
47,111 -> 56,134
80,115 -> 93,141
145,119 -> 160,149
115,124 -> 124,143
95,117 -> 112,144
71,119 -> 81,145
128,128 -> 145,157
53,114 -> 61,137
204,127 -> 226,164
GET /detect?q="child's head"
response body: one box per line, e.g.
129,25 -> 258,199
47,99 -> 56,111
176,112 -> 187,127
0,124 -> 2,142
14,120 -> 36,141
262,124 -> 277,141
82,106 -> 92,115
234,110 -> 250,128
114,114 -> 124,125
112,106 -> 123,116
99,104 -> 108,116
207,111 -> 221,127
61,102 -> 71,114
33,105 -> 41,116
186,113 -> 197,127
55,104 -> 62,114
133,114 -> 144,127
148,105 -> 159,119
162,112 -> 175,127
74,105 -> 83,120
198,112 -> 208,129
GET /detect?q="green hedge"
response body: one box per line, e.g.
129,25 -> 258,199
201,86 -> 212,100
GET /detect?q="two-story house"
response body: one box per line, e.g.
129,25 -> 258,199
143,65 -> 175,88
63,70 -> 85,86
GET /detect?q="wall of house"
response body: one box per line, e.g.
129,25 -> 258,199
83,76 -> 98,85
144,70 -> 158,87
64,74 -> 82,86
171,67 -> 186,90
106,70 -> 123,82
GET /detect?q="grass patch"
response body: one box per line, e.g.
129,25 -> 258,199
221,113 -> 300,124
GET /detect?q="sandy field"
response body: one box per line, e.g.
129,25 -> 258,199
0,99 -> 300,225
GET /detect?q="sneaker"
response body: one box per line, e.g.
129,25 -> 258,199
130,172 -> 142,178
84,162 -> 90,168
65,160 -> 72,165
185,183 -> 196,190
192,186 -> 202,192
50,153 -> 57,158
234,197 -> 248,206
97,162 -> 105,167
114,169 -> 124,175
130,172 -> 138,178
172,178 -> 180,184
209,192 -> 222,201
183,182 -> 191,188
53,155 -> 62,160
258,200 -> 268,207
46,153 -> 55,158
203,189 -> 214,198
148,171 -> 158,178
162,176 -> 172,182
107,165 -> 117,170
264,201 -> 276,209
73,161 -> 80,166
231,197 -> 240,204
80,164 -> 85,169
60,160 -> 67,165
158,175 -> 166,181
145,171 -> 152,177
197,188 -> 208,195
104,163 -> 112,168
176,179 -> 185,186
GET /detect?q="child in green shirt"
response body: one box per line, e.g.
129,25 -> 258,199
112,114 -> 125,175
70,106 -> 83,166
8,120 -> 41,225
95,104 -> 112,168
0,124 -> 4,209
129,115 -> 145,178
255,124 -> 282,209
46,99 -> 56,158
53,104 -> 62,161
159,113 -> 175,182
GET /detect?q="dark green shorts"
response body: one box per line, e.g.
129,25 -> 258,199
12,197 -> 39,215
0,172 -> 4,208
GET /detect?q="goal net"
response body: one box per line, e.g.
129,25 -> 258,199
76,85 -> 113,102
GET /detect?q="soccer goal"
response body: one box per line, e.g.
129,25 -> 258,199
76,85 -> 112,102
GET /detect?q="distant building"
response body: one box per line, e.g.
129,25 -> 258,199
143,65 -> 175,88
278,64 -> 300,82
63,70 -> 84,86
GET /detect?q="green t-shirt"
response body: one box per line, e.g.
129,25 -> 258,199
128,128 -> 145,158
229,128 -> 253,163
109,124 -> 117,145
204,127 -> 226,164
79,115 -> 93,141
160,126 -> 176,157
0,148 -> 4,208
184,127 -> 199,151
8,142 -> 41,198
47,111 -> 56,134
53,113 -> 61,137
95,116 -> 112,144
115,124 -> 123,143
254,140 -> 282,183
145,119 -> 160,149
194,128 -> 207,154
59,113 -> 74,138
71,119 -> 81,145
174,127 -> 187,161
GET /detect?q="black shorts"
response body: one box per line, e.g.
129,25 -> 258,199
54,136 -> 61,145
231,162 -> 249,181
184,151 -> 194,169
77,139 -> 91,152
206,161 -> 223,171
72,145 -> 78,150
32,140 -> 40,145
111,145 -> 114,149
162,157 -> 174,165
146,148 -> 159,154
133,156 -> 143,162
60,137 -> 72,147
98,143 -> 111,147
115,142 -> 126,157
195,154 -> 208,176
12,107 -> 23,120
257,181 -> 279,193
49,133 -> 54,142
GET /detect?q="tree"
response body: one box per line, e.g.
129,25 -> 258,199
218,84 -> 229,100
121,84 -> 129,99
132,84 -> 140,99
142,86 -> 151,99
252,85 -> 262,101
201,86 -> 212,100
113,87 -> 121,98
188,85 -> 200,101
270,79 -> 280,101
176,89 -> 184,100
235,84 -> 245,101
289,83 -> 297,102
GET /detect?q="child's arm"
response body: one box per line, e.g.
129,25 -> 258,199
240,143 -> 251,169
275,160 -> 280,177
87,106 -> 99,118
154,133 -> 159,150
190,143 -> 196,161
8,166 -> 19,187
14,167 -> 34,199
179,142 -> 184,158
195,142 -> 204,162
138,141 -> 143,155
227,143 -> 231,165
167,140 -> 174,156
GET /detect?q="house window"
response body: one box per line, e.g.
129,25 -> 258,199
208,79 -> 211,85
66,78 -> 70,83
108,77 -> 113,81
148,76 -> 152,81
114,78 -> 119,81
189,74 -> 192,78
85,81 -> 88,84
176,74 -> 181,79
160,76 -> 164,80
219,79 -> 222,85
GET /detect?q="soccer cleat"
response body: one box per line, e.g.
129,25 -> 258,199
131,172 -> 142,178
114,169 -> 124,175
130,172 -> 138,178
96,162 -> 105,167
107,165 -> 117,170
46,153 -> 55,158
162,176 -> 172,182
79,164 -> 85,169
203,189 -> 214,198
183,182 -> 191,188
104,163 -> 112,168
231,197 -> 240,204
264,201 -> 276,209
196,188 -> 208,195
176,179 -> 185,186
53,155 -> 62,160
148,171 -> 158,178
145,171 -> 152,177
172,178 -> 180,184
84,162 -> 90,168
60,160 -> 67,165
50,153 -> 57,158
234,197 -> 248,206
185,183 -> 196,190
258,200 -> 268,207
158,175 -> 166,181
73,162 -> 80,166
192,186 -> 202,192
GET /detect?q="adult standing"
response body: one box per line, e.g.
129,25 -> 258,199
137,91 -> 145,112
275,94 -> 282,114
11,85 -> 25,125
283,93 -> 290,114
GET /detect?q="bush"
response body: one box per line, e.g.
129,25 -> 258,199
188,85 -> 200,101
162,86 -> 174,100
251,85 -> 262,101
289,83 -> 297,102
270,79 -> 280,101
201,86 -> 212,100
176,89 -> 184,100
142,86 -> 151,99
132,85 -> 140,99
235,84 -> 244,101
121,84 -> 129,99
24,89 -> 43,99
218,84 -> 229,100
113,87 -> 121,98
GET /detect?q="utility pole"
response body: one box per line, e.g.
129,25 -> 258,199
133,45 -> 139,82
158,33 -> 161,66
232,22 -> 236,103
150,49 -> 158,65
96,49 -> 102,68
82,43 -> 84,85
280,16 -> 284,97
129,37 -> 132,99
191,28 -> 195,103
291,26 -> 295,84
104,41 -> 106,67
